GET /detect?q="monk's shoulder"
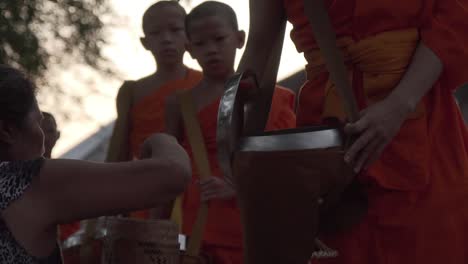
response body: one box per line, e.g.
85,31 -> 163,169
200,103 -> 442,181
113,81 -> 136,115
116,79 -> 136,100
117,78 -> 141,97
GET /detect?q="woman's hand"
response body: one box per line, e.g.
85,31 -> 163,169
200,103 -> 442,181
199,177 -> 236,202
344,95 -> 412,172
140,133 -> 189,164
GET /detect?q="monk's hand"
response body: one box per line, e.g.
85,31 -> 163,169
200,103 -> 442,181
199,177 -> 236,202
344,95 -> 412,172
238,73 -> 262,104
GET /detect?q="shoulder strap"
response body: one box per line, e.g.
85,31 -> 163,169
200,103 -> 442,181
176,90 -> 211,257
303,0 -> 359,122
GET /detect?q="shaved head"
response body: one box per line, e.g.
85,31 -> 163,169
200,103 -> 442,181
142,0 -> 186,34
42,112 -> 57,128
185,1 -> 238,38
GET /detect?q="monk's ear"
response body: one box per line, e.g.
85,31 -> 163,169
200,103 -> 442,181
140,37 -> 150,51
0,120 -> 16,145
237,30 -> 246,49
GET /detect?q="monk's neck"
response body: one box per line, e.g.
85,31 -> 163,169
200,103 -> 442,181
154,63 -> 188,82
192,79 -> 225,110
203,77 -> 229,92
203,69 -> 234,86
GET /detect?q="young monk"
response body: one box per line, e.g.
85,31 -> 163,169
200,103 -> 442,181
40,112 -> 60,159
106,0 -> 202,219
165,2 -> 296,263
238,0 -> 468,263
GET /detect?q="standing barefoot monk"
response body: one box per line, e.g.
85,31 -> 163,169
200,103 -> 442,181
106,1 -> 202,219
166,2 -> 297,263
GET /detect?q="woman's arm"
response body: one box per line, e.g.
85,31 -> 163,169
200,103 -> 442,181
106,82 -> 133,162
4,134 -> 190,227
345,42 -> 443,172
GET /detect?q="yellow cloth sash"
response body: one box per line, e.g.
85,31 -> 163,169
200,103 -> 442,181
303,28 -> 423,120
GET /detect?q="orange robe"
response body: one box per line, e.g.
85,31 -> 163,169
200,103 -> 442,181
284,0 -> 468,263
181,86 -> 296,263
129,68 -> 202,219
129,68 -> 203,158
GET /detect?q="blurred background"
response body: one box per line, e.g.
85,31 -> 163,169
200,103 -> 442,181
1,0 -> 466,161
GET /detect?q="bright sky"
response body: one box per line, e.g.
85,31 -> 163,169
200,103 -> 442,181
50,0 -> 307,157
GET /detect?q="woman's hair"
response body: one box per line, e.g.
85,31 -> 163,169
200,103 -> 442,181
0,65 -> 37,127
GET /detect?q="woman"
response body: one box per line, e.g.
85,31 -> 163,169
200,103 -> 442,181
238,0 -> 468,263
0,65 -> 191,263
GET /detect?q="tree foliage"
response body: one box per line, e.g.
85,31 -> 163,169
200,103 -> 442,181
0,0 -> 112,80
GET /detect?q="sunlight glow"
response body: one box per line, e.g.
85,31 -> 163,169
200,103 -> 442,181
49,0 -> 306,157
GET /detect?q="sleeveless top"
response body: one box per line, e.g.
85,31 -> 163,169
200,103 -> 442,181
0,158 -> 62,264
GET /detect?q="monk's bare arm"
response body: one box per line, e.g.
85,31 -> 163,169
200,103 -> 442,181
106,82 -> 133,162
237,0 -> 285,82
237,0 -> 286,132
345,42 -> 443,171
388,42 -> 443,111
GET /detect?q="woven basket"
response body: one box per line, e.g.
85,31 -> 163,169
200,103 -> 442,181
102,217 -> 182,264
61,217 -> 108,264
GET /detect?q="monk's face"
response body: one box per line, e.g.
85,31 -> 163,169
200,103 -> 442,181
141,5 -> 187,67
187,15 -> 245,79
41,115 -> 60,158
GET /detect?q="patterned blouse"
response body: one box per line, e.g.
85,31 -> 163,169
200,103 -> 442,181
0,158 -> 62,264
